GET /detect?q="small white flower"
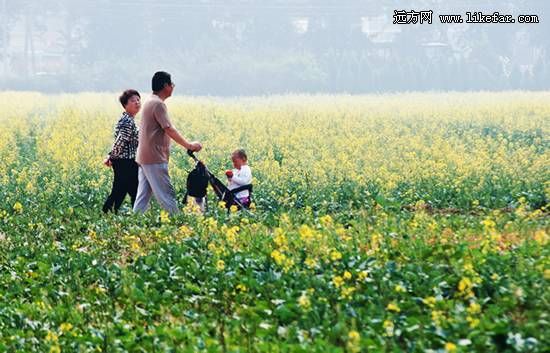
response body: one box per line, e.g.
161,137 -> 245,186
458,339 -> 472,346
271,299 -> 285,305
259,322 -> 271,330
277,326 -> 288,337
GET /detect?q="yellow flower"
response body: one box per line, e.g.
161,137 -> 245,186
481,218 -> 496,230
347,330 -> 361,352
458,277 -> 473,294
95,285 -> 107,294
229,205 -> 238,213
13,202 -> 23,213
365,232 -> 383,255
348,330 -> 360,341
343,271 -> 352,280
224,225 -> 239,244
36,300 -> 47,310
282,257 -> 294,273
394,284 -> 406,293
178,225 -> 193,238
304,257 -> 317,269
357,270 -> 369,281
445,342 -> 457,352
45,330 -> 58,342
467,302 -> 481,315
431,310 -> 445,327
544,269 -> 550,280
218,201 -> 227,209
271,249 -> 280,260
298,292 -> 311,310
319,215 -> 333,227
216,260 -> 225,271
49,345 -> 61,353
299,224 -> 315,241
340,286 -> 355,299
336,227 -> 351,241
333,275 -> 344,288
382,319 -> 394,337
208,242 -> 217,253
160,210 -> 170,223
534,229 -> 548,245
129,237 -> 141,251
330,250 -> 342,261
386,302 -> 400,312
274,229 -> 287,248
271,250 -> 287,267
59,322 -> 73,333
236,283 -> 247,292
204,217 -> 218,232
467,315 -> 480,328
423,296 -> 436,307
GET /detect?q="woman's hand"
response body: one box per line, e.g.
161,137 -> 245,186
225,170 -> 233,178
103,157 -> 112,167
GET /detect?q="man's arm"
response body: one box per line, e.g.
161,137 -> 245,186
164,126 -> 201,151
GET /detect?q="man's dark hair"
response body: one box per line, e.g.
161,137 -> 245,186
152,71 -> 172,92
119,89 -> 140,107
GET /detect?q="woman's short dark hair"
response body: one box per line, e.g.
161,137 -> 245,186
119,89 -> 140,107
152,71 -> 172,92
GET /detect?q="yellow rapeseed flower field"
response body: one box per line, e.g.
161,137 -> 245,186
0,91 -> 548,352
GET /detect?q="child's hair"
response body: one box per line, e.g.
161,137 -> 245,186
232,148 -> 248,161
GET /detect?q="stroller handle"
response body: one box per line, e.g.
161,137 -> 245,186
187,149 -> 199,161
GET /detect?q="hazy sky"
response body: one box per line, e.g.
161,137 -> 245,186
1,0 -> 548,94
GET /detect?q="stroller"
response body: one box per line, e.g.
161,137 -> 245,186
183,150 -> 253,213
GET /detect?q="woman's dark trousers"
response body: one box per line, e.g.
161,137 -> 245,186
102,159 -> 138,213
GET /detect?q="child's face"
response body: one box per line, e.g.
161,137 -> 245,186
231,154 -> 245,169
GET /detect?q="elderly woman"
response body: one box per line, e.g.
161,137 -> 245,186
102,89 -> 141,213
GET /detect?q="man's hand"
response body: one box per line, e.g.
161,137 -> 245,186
188,141 -> 202,152
103,157 -> 112,167
225,170 -> 233,179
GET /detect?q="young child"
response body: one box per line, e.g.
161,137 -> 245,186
226,149 -> 252,207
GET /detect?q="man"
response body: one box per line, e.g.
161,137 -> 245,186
133,71 -> 202,214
